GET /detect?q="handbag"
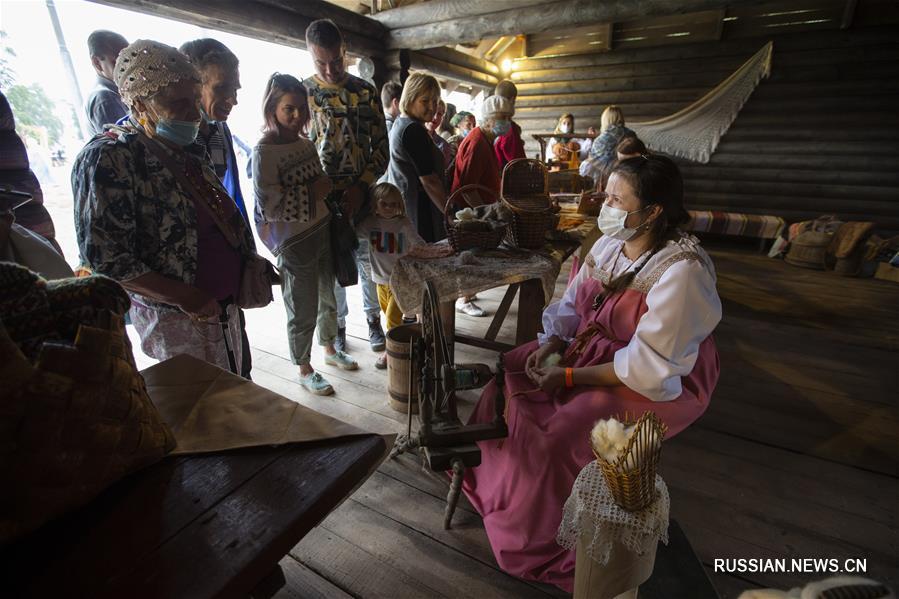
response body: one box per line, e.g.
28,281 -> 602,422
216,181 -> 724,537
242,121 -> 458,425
138,134 -> 277,309
326,191 -> 359,288
238,253 -> 279,309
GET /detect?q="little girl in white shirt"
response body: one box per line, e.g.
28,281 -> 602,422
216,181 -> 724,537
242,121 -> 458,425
356,182 -> 451,368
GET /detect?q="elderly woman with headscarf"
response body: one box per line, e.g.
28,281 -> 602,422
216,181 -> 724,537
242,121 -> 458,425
450,95 -> 513,207
71,40 -> 257,373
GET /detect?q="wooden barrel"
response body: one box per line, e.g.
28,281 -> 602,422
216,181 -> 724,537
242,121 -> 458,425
386,324 -> 420,414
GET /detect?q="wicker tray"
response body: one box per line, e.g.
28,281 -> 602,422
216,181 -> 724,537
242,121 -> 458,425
445,184 -> 507,252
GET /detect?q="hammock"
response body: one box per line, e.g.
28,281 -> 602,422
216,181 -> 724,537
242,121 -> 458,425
630,41 -> 773,163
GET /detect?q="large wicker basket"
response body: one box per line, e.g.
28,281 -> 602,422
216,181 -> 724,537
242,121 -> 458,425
501,159 -> 555,249
445,184 -> 507,252
592,411 -> 667,512
0,264 -> 175,544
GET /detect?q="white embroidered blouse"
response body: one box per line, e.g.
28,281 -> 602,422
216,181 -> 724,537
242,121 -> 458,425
539,233 -> 722,402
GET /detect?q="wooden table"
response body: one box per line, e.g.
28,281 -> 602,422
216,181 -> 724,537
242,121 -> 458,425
443,239 -> 580,356
0,435 -> 387,599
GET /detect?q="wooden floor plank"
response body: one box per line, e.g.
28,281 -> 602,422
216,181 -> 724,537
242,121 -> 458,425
292,527 -> 450,599
314,498 -> 558,599
274,557 -> 353,599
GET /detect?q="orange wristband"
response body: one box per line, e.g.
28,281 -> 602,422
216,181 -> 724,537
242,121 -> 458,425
565,367 -> 574,388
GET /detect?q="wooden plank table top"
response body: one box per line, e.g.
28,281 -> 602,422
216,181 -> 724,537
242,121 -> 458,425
0,434 -> 387,599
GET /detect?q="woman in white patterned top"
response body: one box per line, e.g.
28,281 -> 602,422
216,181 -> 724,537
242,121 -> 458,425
252,73 -> 358,396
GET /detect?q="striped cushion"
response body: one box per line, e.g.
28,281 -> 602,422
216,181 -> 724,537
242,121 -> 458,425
685,210 -> 785,240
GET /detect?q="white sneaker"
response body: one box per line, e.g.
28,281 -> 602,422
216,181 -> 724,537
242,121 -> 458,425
299,371 -> 334,396
456,299 -> 488,317
324,350 -> 359,371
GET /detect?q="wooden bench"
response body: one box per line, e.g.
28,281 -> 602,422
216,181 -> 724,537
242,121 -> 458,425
0,435 -> 387,598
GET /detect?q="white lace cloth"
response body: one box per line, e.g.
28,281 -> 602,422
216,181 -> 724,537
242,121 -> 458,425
557,461 -> 670,566
631,42 -> 773,163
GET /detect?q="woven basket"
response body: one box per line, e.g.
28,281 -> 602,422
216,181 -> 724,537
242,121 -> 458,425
501,159 -> 555,249
592,411 -> 667,512
445,184 -> 507,252
786,230 -> 831,270
0,264 -> 175,544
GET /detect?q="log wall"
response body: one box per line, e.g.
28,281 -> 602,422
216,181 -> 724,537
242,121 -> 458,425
512,26 -> 899,231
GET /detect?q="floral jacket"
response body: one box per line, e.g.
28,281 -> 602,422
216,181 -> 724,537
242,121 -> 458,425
72,124 -> 256,310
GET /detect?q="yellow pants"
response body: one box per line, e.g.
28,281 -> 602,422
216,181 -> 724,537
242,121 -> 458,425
377,283 -> 404,331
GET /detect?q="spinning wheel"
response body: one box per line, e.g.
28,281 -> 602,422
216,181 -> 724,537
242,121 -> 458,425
390,280 -> 508,529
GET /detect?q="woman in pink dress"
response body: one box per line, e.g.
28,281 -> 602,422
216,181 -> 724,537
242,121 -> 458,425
462,154 -> 722,592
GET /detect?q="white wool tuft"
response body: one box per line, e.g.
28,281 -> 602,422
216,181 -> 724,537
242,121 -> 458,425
541,352 -> 562,368
590,418 -> 635,463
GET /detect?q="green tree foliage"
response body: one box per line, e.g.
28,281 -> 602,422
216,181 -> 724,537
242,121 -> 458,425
6,83 -> 64,147
0,30 -> 14,88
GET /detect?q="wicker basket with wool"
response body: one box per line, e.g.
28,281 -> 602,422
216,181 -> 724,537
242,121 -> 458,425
501,159 -> 556,249
444,184 -> 507,252
591,411 -> 667,512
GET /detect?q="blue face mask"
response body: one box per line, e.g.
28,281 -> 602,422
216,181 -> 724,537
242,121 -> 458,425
155,118 -> 200,146
460,128 -> 470,138
493,119 -> 511,137
199,107 -> 216,125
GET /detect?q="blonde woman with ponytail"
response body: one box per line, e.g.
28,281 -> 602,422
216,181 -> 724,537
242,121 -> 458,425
460,154 -> 722,593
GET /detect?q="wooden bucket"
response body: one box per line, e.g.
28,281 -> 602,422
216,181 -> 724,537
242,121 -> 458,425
386,324 -> 420,414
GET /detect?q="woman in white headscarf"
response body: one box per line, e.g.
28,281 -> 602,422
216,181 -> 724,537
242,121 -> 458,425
72,40 -> 257,372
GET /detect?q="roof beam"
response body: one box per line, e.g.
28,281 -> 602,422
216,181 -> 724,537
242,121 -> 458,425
88,0 -> 386,57
370,0 -> 545,29
384,0 -> 775,50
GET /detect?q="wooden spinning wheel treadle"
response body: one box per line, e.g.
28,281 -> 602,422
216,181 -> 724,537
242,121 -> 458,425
389,280 -> 509,529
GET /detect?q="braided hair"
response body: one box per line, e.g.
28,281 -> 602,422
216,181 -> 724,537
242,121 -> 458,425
597,154 -> 689,299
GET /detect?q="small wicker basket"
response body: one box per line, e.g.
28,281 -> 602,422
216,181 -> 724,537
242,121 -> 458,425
501,159 -> 555,249
592,411 -> 668,512
786,230 -> 831,270
444,184 -> 507,253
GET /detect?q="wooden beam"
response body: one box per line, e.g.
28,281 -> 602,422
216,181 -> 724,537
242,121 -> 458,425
241,0 -> 389,41
408,51 -> 498,89
713,8 -> 726,40
841,0 -> 858,29
370,0 -> 544,28
418,46 -> 500,77
88,0 -> 386,57
384,0 -> 775,50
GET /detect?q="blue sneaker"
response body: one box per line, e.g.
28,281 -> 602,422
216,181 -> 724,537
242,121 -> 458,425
324,350 -> 359,371
299,371 -> 334,396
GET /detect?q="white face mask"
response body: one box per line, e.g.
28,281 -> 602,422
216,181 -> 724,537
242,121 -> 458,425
597,203 -> 651,241
560,123 -> 572,134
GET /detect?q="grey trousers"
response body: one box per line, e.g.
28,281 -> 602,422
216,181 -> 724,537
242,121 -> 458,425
277,224 -> 338,366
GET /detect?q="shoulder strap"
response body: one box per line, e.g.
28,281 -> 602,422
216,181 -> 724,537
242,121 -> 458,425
136,133 -> 241,250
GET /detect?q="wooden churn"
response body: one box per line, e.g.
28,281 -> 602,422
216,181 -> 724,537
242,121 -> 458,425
386,323 -> 420,414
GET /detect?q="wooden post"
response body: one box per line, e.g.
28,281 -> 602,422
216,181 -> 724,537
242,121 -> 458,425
841,0 -> 858,29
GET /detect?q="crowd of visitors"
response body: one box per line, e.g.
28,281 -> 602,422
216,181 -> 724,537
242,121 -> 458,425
1,14 -> 722,596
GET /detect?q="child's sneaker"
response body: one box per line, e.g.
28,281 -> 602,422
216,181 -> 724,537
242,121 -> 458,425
299,371 -> 334,396
324,350 -> 359,371
375,353 -> 387,369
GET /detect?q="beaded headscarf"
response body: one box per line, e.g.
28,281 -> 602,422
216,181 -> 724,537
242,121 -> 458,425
114,39 -> 200,107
